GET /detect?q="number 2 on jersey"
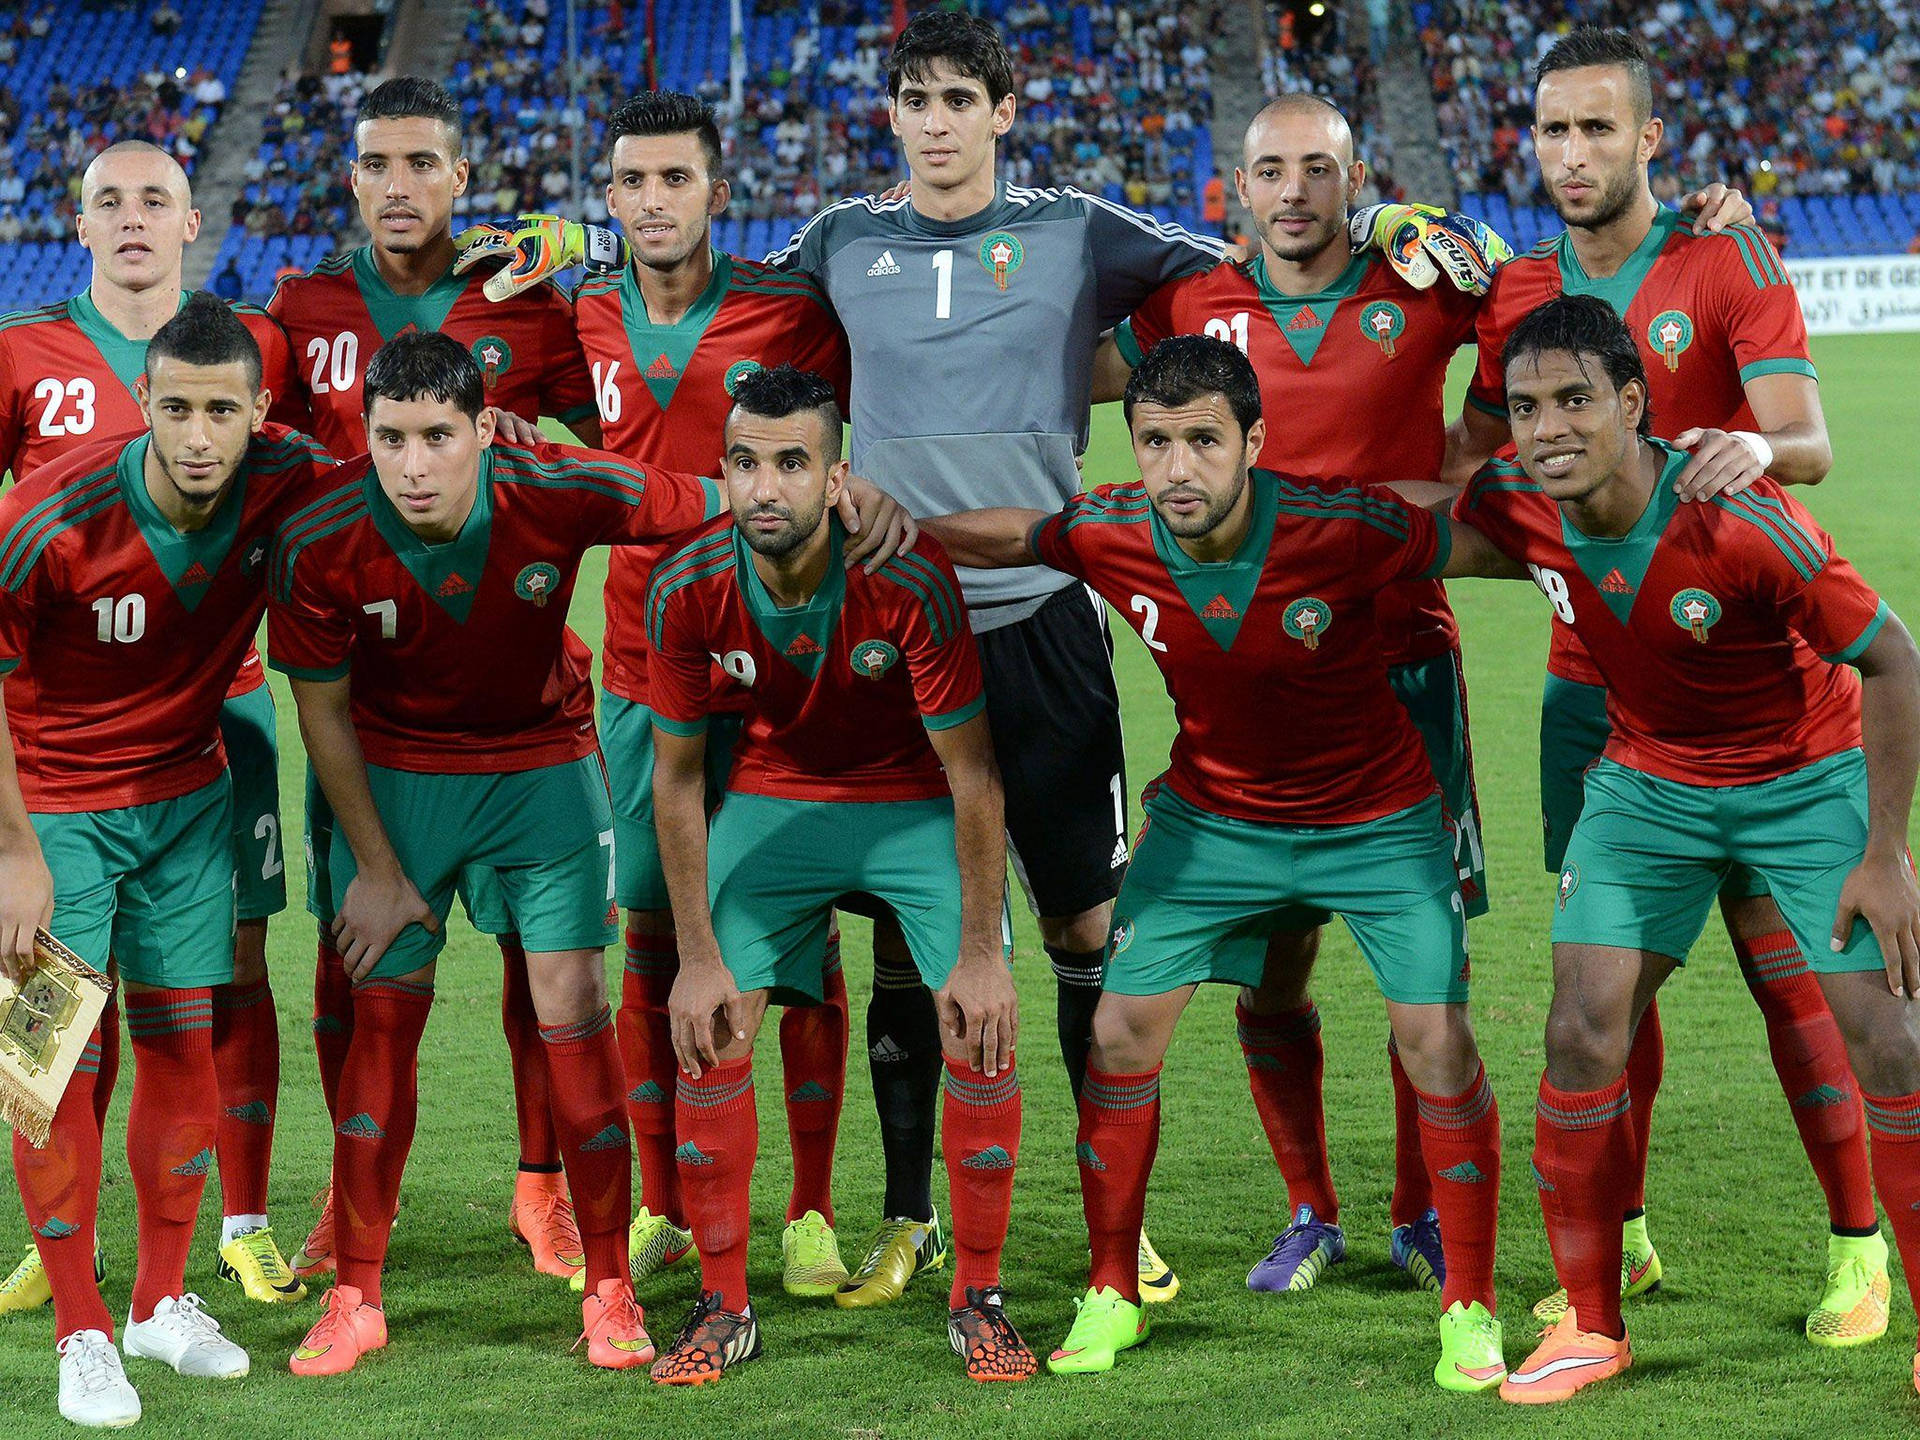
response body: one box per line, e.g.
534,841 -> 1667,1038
306,333 -> 359,395
33,377 -> 96,437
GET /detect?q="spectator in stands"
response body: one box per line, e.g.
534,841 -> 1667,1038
212,257 -> 245,301
151,3 -> 182,37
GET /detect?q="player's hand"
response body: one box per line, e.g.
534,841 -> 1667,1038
1349,203 -> 1512,296
1672,427 -> 1768,502
668,958 -> 747,1078
474,214 -> 628,303
1677,182 -> 1753,235
878,178 -> 911,205
838,475 -> 918,574
452,222 -> 519,274
0,842 -> 54,984
1832,851 -> 1920,997
486,407 -> 545,447
333,866 -> 438,982
935,952 -> 1018,1077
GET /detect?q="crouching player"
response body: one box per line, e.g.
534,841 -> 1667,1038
923,335 -> 1528,1393
647,366 -> 1031,1384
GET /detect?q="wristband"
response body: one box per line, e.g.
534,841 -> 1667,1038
1729,430 -> 1774,473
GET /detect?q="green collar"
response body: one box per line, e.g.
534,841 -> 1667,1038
1247,252 -> 1372,367
735,520 -> 845,678
69,288 -> 187,398
1559,440 -> 1689,623
1147,471 -> 1280,651
364,449 -> 494,622
621,249 -> 732,412
351,246 -> 472,342
1555,205 -> 1684,318
114,433 -> 247,610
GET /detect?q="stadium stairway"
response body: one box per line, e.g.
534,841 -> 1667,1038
1372,1 -> 1454,207
1210,0 -> 1266,216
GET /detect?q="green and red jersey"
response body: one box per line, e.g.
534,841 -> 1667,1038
1467,207 -> 1815,685
1455,441 -> 1879,786
572,250 -> 849,705
267,438 -> 720,774
0,424 -> 334,811
1118,253 -> 1477,666
646,519 -> 983,803
1030,472 -> 1449,824
267,246 -> 596,457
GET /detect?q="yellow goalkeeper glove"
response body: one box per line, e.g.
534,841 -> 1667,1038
452,213 -> 627,302
1348,202 -> 1513,296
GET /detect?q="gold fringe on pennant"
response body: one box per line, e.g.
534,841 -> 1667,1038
0,930 -> 110,1150
0,1071 -> 52,1149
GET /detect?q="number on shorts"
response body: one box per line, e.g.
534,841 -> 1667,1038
1450,888 -> 1470,956
599,828 -> 616,902
1527,564 -> 1576,622
254,812 -> 284,880
362,599 -> 398,639
90,594 -> 146,643
1129,594 -> 1169,652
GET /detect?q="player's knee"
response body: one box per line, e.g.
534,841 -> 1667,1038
1088,996 -> 1171,1074
1543,1000 -> 1629,1090
521,947 -> 611,1023
1387,1004 -> 1479,1095
231,919 -> 269,983
1041,903 -> 1114,956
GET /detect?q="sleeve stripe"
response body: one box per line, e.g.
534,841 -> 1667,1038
1272,500 -> 1410,540
1466,389 -> 1507,417
1060,505 -> 1149,533
645,551 -> 734,649
0,469 -> 118,588
1,486 -> 120,593
1113,320 -> 1145,367
923,693 -> 986,731
876,560 -> 954,647
1010,183 -> 1231,260
271,486 -> 367,600
886,550 -> 964,643
1821,599 -> 1890,667
1738,357 -> 1818,385
493,452 -> 650,506
761,192 -> 888,266
1711,495 -> 1823,582
1738,491 -> 1831,570
647,532 -> 735,596
1731,223 -> 1790,286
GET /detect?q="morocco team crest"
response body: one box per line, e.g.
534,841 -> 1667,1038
979,231 -> 1024,290
1648,310 -> 1694,372
723,358 -> 763,395
472,335 -> 513,383
1359,300 -> 1405,359
514,562 -> 561,607
850,638 -> 899,679
1282,596 -> 1332,650
1110,917 -> 1134,954
1669,587 -> 1722,643
1557,863 -> 1580,910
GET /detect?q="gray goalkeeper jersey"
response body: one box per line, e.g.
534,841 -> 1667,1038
767,180 -> 1225,628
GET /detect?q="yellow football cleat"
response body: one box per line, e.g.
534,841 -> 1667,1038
0,1244 -> 52,1315
1532,1214 -> 1660,1328
217,1227 -> 307,1304
1806,1231 -> 1890,1348
1136,1226 -> 1179,1303
782,1211 -> 850,1297
834,1212 -> 946,1308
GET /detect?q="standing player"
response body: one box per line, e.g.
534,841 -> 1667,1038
267,76 -> 602,1284
1448,28 -> 1880,1343
1450,296 -> 1920,1403
0,296 -> 336,1426
0,141 -> 305,1314
922,336 -> 1521,1391
646,366 -> 1029,1384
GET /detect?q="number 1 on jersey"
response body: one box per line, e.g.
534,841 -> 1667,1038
932,249 -> 953,320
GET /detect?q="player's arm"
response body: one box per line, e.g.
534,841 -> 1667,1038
919,507 -> 1053,569
0,690 -> 52,981
652,723 -> 746,1076
1092,333 -> 1133,404
287,675 -> 437,979
1672,372 -> 1831,502
1442,404 -> 1510,487
925,713 -> 1016,1075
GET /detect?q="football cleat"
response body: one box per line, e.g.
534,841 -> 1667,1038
1047,1285 -> 1150,1375
122,1294 -> 249,1379
650,1290 -> 761,1385
1248,1204 -> 1346,1293
1,1243 -> 52,1315
290,1184 -> 336,1279
782,1210 -> 849,1297
289,1285 -> 387,1377
216,1227 -> 307,1304
1500,1308 -> 1631,1404
1806,1230 -> 1890,1348
57,1328 -> 141,1428
510,1171 -> 585,1280
1137,1226 -> 1179,1303
948,1285 -> 1036,1381
1391,1208 -> 1446,1295
578,1277 -> 654,1369
1531,1214 -> 1660,1327
1435,1299 -> 1507,1392
834,1211 -> 945,1308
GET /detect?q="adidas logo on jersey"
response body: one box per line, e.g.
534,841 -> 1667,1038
646,353 -> 679,379
1601,568 -> 1634,594
179,561 -> 212,587
870,1035 -> 909,1064
337,1112 -> 386,1141
866,249 -> 902,277
961,1145 -> 1015,1171
170,1147 -> 215,1178
581,1123 -> 630,1152
786,632 -> 823,657
1286,305 -> 1322,332
1201,593 -> 1239,620
224,1100 -> 272,1126
437,572 -> 472,598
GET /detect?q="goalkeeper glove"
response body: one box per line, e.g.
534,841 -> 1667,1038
1348,202 -> 1513,296
453,213 -> 627,302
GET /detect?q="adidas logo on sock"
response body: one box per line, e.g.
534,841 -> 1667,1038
961,1145 -> 1014,1171
311,1015 -> 345,1035
1437,1160 -> 1485,1184
337,1112 -> 386,1141
225,1100 -> 272,1126
869,1035 -> 908,1064
1075,1141 -> 1107,1172
674,1141 -> 715,1166
34,1217 -> 79,1240
628,1080 -> 667,1104
581,1123 -> 630,1152
1529,1160 -> 1555,1192
170,1147 -> 215,1177
1794,1083 -> 1850,1109
1244,1053 -> 1284,1071
787,1081 -> 833,1103
866,249 -> 902,277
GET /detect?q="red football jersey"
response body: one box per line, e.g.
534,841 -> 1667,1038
0,424 -> 334,811
1118,253 -> 1478,666
1032,472 -> 1447,825
1467,208 -> 1816,684
267,247 -> 596,458
268,439 -> 720,774
647,520 -> 984,803
1455,444 -> 1878,786
573,251 -> 850,704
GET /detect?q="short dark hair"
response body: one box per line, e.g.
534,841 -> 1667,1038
1535,26 -> 1654,125
1501,294 -> 1653,437
356,76 -> 462,154
887,10 -> 1015,104
362,331 -> 485,420
1122,335 -> 1262,437
727,364 -> 843,464
147,291 -> 262,392
606,91 -> 723,181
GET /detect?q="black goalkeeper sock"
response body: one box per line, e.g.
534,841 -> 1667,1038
869,948 -> 941,1221
1048,944 -> 1106,1105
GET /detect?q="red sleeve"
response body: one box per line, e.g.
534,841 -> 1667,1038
536,289 -> 597,429
792,303 -> 852,417
1466,290 -> 1511,417
0,485 -> 39,668
0,337 -> 24,483
503,440 -> 724,548
1113,276 -> 1181,366
1347,485 -> 1446,588
877,542 -> 985,730
265,541 -> 352,683
263,282 -> 315,431
643,570 -> 716,735
1029,485 -> 1142,578
1712,227 -> 1818,387
1725,489 -> 1886,664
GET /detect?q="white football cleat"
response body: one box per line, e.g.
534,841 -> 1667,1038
57,1329 -> 141,1428
122,1294 -> 250,1378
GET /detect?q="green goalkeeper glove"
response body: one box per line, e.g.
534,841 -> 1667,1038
1348,202 -> 1513,296
452,213 -> 627,302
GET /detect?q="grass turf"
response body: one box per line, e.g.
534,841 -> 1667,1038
3,333 -> 1919,1437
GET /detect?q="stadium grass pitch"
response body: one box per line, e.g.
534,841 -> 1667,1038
2,334 -> 1917,1438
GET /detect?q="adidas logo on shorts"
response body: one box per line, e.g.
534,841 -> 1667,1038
866,249 -> 902,277
1110,836 -> 1130,868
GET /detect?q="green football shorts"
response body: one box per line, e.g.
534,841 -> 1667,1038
707,792 -> 964,1003
1551,750 -> 1881,972
1104,787 -> 1470,1005
219,685 -> 287,922
598,691 -> 744,912
32,773 -> 237,988
1391,647 -> 1489,918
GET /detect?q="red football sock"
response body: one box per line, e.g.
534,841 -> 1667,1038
1737,932 -> 1877,1232
91,985 -> 119,1140
124,989 -> 219,1322
498,937 -> 560,1171
1077,1064 -> 1161,1304
1236,1003 -> 1337,1221
1534,1072 -> 1636,1339
674,1057 -> 758,1314
1388,1035 -> 1432,1226
617,921 -> 683,1225
1623,1002 -> 1663,1214
211,975 -> 278,1219
1864,1091 -> 1920,1325
332,978 -> 434,1309
941,1056 -> 1021,1305
312,938 -> 354,1122
780,938 -> 847,1225
1414,1063 -> 1501,1312
13,1020 -> 112,1341
540,1005 -> 631,1289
